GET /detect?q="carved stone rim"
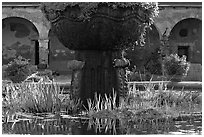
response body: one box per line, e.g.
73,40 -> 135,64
42,3 -> 156,24
50,11 -> 147,24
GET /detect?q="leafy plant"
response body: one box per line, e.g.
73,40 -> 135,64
145,48 -> 162,75
4,56 -> 37,83
163,54 -> 190,76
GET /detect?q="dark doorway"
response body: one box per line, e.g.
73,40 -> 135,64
34,40 -> 39,65
178,46 -> 189,61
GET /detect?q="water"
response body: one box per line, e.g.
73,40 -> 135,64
2,114 -> 202,135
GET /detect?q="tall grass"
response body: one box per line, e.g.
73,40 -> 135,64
86,81 -> 201,119
127,81 -> 201,117
86,91 -> 117,116
3,80 -> 201,118
3,82 -> 62,113
2,82 -> 81,114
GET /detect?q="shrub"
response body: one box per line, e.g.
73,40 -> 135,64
144,48 -> 162,75
4,56 -> 37,83
163,54 -> 190,76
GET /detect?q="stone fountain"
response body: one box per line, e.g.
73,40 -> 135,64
42,2 -> 158,106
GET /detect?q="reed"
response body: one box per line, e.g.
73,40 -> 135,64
2,82 -> 81,114
86,80 -> 201,119
86,90 -> 117,116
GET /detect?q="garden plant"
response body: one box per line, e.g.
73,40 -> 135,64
163,54 -> 190,81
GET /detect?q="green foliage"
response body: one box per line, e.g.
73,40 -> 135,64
163,54 -> 190,76
128,81 -> 201,115
2,82 -> 81,114
4,56 -> 37,83
86,91 -> 117,117
145,48 -> 162,75
85,81 -> 201,119
42,2 -> 158,22
3,83 -> 61,113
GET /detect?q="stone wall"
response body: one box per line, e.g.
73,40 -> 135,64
184,64 -> 202,81
154,6 -> 202,36
2,3 -> 202,80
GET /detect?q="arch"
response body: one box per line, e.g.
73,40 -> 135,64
2,17 -> 40,65
171,16 -> 202,32
168,18 -> 202,64
2,15 -> 42,37
169,18 -> 201,39
154,6 -> 202,37
2,8 -> 51,40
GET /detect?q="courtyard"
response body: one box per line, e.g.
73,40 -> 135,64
1,2 -> 202,135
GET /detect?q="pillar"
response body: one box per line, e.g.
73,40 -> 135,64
38,39 -> 49,65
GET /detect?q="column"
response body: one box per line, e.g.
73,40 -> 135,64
38,39 -> 49,65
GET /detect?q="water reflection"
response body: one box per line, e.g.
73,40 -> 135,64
2,114 -> 202,135
87,118 -> 117,134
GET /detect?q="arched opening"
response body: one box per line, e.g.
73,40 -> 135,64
2,17 -> 39,65
48,29 -> 75,74
126,24 -> 160,73
169,18 -> 202,64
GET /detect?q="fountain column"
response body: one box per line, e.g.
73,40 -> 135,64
42,2 -> 158,106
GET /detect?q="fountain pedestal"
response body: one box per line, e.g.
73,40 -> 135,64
42,2 -> 157,105
70,50 -> 129,106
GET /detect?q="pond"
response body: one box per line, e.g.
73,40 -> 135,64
2,113 -> 202,135
2,82 -> 202,135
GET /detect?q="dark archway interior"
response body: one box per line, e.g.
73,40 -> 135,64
2,17 -> 39,65
169,18 -> 202,64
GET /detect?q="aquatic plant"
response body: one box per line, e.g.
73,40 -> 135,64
85,80 -> 201,120
127,81 -> 202,116
3,82 -> 61,113
2,82 -> 81,114
86,91 -> 117,117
